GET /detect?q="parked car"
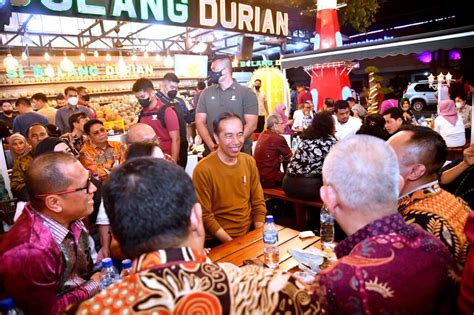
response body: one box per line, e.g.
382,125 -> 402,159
403,81 -> 438,111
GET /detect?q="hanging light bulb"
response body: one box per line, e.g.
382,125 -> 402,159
44,64 -> 55,77
21,50 -> 28,61
155,53 -> 162,61
117,53 -> 128,77
131,52 -> 137,62
60,52 -> 74,72
106,53 -> 112,61
164,54 -> 174,68
94,50 -> 99,58
80,52 -> 86,61
44,51 -> 51,61
144,51 -> 149,58
3,53 -> 19,70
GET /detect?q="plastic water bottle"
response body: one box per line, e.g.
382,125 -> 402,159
99,258 -> 119,289
263,215 -> 280,269
320,205 -> 335,250
120,259 -> 132,278
291,136 -> 298,150
0,298 -> 23,315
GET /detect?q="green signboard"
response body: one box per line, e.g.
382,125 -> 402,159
12,0 -> 289,37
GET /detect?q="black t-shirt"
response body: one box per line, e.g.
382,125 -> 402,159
439,159 -> 474,209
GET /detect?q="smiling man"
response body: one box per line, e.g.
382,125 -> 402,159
0,152 -> 100,314
193,112 -> 266,246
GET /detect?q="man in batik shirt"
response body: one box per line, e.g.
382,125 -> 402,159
60,111 -> 89,157
388,126 -> 471,266
75,158 -> 317,314
313,135 -> 458,314
79,119 -> 126,181
0,153 -> 100,314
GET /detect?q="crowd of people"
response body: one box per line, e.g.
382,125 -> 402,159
0,58 -> 473,314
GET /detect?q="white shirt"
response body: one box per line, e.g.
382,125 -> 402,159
434,115 -> 466,147
334,116 -> 362,140
292,110 -> 313,130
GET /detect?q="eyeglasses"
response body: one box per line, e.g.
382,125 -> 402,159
34,174 -> 94,198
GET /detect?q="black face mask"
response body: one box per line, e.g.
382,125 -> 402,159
3,110 -> 13,115
82,94 -> 90,102
138,98 -> 151,108
255,86 -> 261,91
167,90 -> 177,99
208,70 -> 223,84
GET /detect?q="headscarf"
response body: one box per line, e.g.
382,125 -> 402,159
380,99 -> 398,115
8,133 -> 31,160
438,99 -> 458,126
272,104 -> 288,124
34,137 -> 73,157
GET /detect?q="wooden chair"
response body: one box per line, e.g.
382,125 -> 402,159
263,188 -> 323,230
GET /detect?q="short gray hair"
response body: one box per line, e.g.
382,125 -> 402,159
266,115 -> 280,130
322,135 -> 400,213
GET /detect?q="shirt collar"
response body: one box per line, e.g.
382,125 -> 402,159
135,247 -> 210,272
335,213 -> 407,258
28,204 -> 86,245
218,79 -> 237,91
399,180 -> 439,199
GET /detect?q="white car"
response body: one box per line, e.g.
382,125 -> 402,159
403,81 -> 438,111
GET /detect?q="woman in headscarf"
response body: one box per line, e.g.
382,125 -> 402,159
8,133 -> 33,201
380,99 -> 398,115
272,104 -> 293,134
434,99 -> 466,148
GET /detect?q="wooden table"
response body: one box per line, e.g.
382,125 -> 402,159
208,225 -> 321,272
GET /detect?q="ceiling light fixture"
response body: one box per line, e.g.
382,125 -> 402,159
144,51 -> 149,58
44,64 -> 55,77
80,52 -> 86,61
44,51 -> 51,61
60,51 -> 74,72
3,52 -> 19,71
106,53 -> 112,61
94,50 -> 99,58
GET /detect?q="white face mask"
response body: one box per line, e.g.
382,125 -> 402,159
455,102 -> 463,109
68,97 -> 79,106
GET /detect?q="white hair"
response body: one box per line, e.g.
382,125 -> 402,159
322,135 -> 400,213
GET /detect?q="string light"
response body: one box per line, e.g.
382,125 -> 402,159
3,53 -> 19,70
60,52 -> 74,72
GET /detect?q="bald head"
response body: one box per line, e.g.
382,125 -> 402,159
127,123 -> 159,146
26,152 -> 78,199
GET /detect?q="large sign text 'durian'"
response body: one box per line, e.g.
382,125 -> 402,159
13,0 -> 289,37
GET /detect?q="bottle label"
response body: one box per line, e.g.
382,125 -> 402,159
263,230 -> 278,245
320,212 -> 334,224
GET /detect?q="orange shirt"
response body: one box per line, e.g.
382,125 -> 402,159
79,141 -> 126,181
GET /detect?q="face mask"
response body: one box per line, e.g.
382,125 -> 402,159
68,97 -> 78,106
455,102 -> 463,109
82,94 -> 90,102
138,98 -> 151,108
255,86 -> 261,91
3,110 -> 13,115
167,90 -> 177,99
208,70 -> 223,84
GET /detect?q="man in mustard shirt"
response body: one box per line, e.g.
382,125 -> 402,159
193,112 -> 266,246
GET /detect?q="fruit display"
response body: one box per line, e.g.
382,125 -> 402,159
90,95 -> 141,132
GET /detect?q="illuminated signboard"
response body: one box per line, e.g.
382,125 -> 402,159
233,59 -> 281,68
12,0 -> 289,37
5,63 -> 154,79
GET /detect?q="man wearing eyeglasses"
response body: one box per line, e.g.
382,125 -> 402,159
0,152 -> 100,314
79,119 -> 126,182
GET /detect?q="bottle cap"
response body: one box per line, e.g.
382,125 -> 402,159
102,257 -> 113,268
0,297 -> 14,310
122,259 -> 132,269
265,215 -> 274,223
